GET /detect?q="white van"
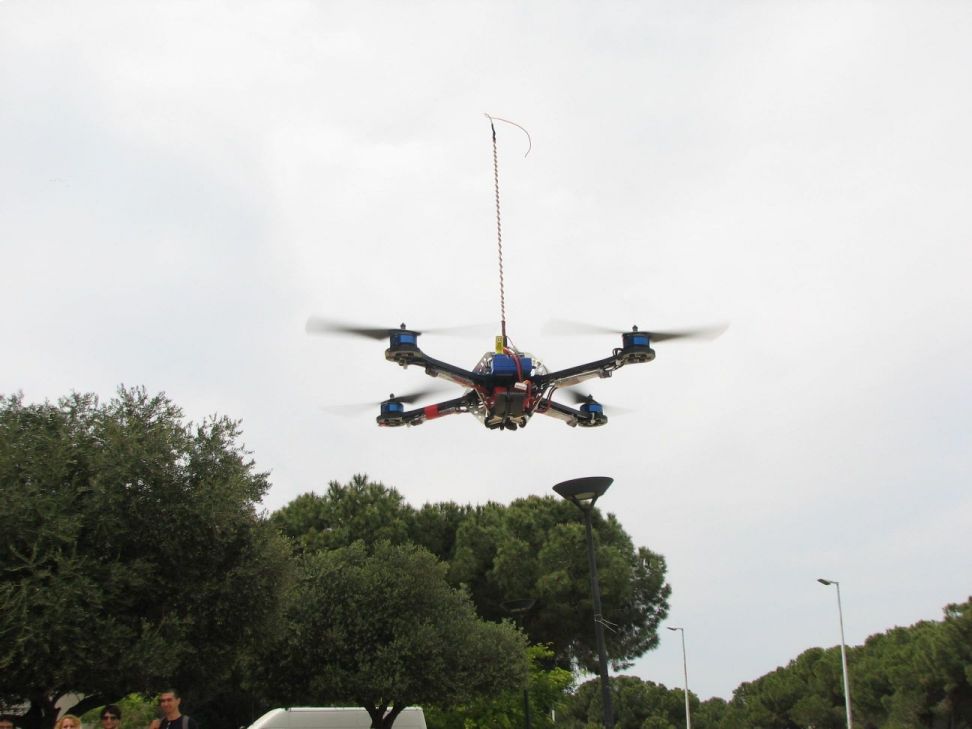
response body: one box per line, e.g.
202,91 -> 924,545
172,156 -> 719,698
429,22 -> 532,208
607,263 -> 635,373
248,707 -> 427,729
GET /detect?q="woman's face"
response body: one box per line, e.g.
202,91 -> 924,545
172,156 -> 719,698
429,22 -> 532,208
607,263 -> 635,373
60,720 -> 79,729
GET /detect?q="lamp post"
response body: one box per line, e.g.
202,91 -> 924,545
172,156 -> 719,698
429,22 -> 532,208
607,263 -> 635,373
667,626 -> 691,729
502,598 -> 537,729
553,476 -> 614,729
818,578 -> 853,729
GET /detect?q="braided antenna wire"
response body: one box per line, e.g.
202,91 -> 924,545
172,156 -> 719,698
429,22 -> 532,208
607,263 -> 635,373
490,119 -> 506,345
485,114 -> 531,349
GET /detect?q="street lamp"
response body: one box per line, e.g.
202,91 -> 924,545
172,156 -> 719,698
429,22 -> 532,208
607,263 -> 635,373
667,627 -> 691,729
818,578 -> 853,729
553,476 -> 614,729
502,598 -> 537,729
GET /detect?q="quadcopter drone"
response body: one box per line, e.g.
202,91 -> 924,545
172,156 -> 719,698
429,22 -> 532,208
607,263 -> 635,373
306,319 -> 727,430
308,117 -> 725,430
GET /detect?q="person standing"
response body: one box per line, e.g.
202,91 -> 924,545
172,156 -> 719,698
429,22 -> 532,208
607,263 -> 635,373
149,691 -> 197,729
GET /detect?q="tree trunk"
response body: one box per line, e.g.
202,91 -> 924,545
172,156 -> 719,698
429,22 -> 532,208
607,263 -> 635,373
365,704 -> 405,729
23,695 -> 58,729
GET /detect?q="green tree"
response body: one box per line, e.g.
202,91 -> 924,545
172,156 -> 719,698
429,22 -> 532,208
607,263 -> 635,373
425,644 -> 573,729
447,496 -> 670,671
925,599 -> 972,727
694,697 -> 731,729
408,501 -> 470,562
725,647 -> 846,729
0,388 -> 292,729
719,599 -> 972,729
249,541 -> 529,729
560,675 -> 686,729
271,488 -> 670,675
271,475 -> 414,553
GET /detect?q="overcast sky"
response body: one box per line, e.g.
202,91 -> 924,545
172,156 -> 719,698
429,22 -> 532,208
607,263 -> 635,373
3,0 -> 971,701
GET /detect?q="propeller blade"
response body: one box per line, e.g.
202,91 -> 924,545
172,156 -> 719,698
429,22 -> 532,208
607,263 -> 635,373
388,386 -> 447,405
321,386 -> 449,416
649,322 -> 729,342
543,319 -> 729,342
542,319 -> 619,336
305,317 -> 405,340
320,402 -> 377,416
557,387 -> 633,415
306,317 -> 498,340
562,387 -> 598,405
420,322 -> 499,337
556,387 -> 634,415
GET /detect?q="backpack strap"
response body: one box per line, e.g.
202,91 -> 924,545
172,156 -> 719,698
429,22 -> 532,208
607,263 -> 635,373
182,717 -> 189,729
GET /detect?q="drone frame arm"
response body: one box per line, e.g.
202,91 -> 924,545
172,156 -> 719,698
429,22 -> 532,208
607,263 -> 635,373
537,345 -> 655,390
381,391 -> 479,427
385,347 -> 485,389
537,398 -> 607,428
536,354 -> 623,390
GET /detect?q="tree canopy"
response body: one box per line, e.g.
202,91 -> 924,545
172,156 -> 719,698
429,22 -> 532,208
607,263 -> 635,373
442,495 -> 671,671
716,596 -> 972,729
424,644 -> 573,729
273,478 -> 672,674
247,541 -> 529,729
558,674 -> 717,729
271,475 -> 414,553
0,388 -> 291,729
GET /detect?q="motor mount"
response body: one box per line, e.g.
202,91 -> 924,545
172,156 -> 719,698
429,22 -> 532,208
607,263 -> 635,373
376,397 -> 407,427
620,326 -> 656,364
385,325 -> 423,367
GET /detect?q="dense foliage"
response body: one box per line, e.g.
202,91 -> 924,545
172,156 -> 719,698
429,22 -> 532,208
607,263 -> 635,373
445,496 -> 670,671
246,541 -> 529,729
0,389 -> 291,729
559,597 -> 972,729
561,675 -> 704,729
272,478 -> 672,672
424,645 -> 573,729
720,597 -> 972,729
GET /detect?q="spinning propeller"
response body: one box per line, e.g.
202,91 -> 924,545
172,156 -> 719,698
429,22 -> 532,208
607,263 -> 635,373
322,387 -> 448,416
558,387 -> 632,415
542,319 -> 729,342
306,317 -> 495,340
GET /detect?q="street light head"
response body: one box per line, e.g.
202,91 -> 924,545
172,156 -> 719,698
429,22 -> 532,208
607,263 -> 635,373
818,578 -> 835,586
553,476 -> 613,509
667,626 -> 682,632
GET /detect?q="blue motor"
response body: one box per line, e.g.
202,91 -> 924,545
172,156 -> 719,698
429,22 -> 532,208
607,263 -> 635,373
580,399 -> 603,415
390,330 -> 419,349
381,400 -> 405,415
620,326 -> 656,363
622,328 -> 651,349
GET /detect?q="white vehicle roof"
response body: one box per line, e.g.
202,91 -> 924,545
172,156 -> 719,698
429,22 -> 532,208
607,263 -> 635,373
248,707 -> 426,729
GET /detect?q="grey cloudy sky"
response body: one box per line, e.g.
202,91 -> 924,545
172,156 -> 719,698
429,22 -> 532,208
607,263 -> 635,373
3,0 -> 971,700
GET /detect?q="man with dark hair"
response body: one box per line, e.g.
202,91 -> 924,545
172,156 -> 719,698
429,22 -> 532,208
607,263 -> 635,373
0,715 -> 17,729
100,705 -> 122,729
149,690 -> 197,729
